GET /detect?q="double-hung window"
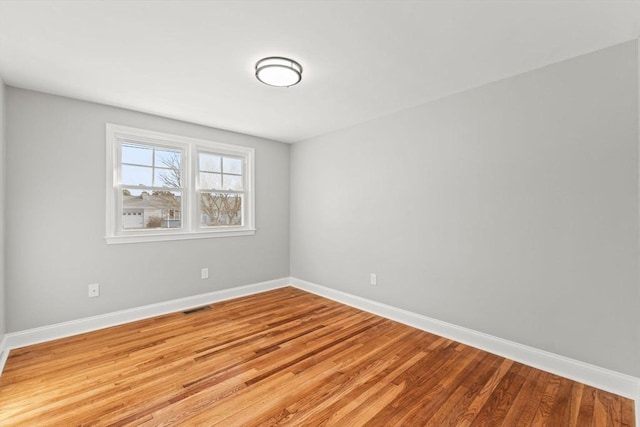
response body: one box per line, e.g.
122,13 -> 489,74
106,124 -> 255,244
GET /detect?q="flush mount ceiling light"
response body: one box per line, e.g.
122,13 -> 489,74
255,56 -> 303,87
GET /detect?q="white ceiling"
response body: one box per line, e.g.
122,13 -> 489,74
0,1 -> 639,143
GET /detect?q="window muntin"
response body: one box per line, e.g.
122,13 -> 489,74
106,124 -> 255,244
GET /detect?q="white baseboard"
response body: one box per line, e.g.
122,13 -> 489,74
0,277 -> 289,373
291,277 -> 640,404
0,334 -> 8,374
1,275 -> 637,423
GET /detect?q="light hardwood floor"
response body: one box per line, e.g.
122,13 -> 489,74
0,287 -> 635,426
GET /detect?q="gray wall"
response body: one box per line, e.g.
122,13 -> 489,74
291,41 -> 640,376
0,80 -> 6,342
6,88 -> 290,332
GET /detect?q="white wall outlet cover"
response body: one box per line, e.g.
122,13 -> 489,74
88,283 -> 100,298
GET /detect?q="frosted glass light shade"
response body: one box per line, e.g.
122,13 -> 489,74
255,57 -> 303,87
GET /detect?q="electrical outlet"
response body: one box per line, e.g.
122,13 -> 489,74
88,283 -> 100,298
201,268 -> 209,279
370,273 -> 377,286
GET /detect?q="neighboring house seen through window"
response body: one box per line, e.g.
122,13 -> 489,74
120,142 -> 184,230
106,124 -> 255,244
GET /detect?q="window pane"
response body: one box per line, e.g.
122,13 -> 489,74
155,149 -> 181,169
122,164 -> 152,186
223,157 -> 242,175
122,190 -> 182,230
200,153 -> 221,173
223,174 -> 243,191
200,172 -> 221,190
155,167 -> 181,188
200,193 -> 242,227
122,143 -> 153,166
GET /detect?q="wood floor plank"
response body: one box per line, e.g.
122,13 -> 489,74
0,287 -> 634,426
499,366 -> 547,426
278,330 -> 427,425
468,362 -> 529,426
456,357 -> 515,426
389,346 -> 489,425
424,352 -> 502,426
547,376 -> 578,425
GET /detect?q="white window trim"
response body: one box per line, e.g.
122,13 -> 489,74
106,124 -> 255,244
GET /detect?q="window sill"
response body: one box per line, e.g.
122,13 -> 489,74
105,228 -> 256,245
